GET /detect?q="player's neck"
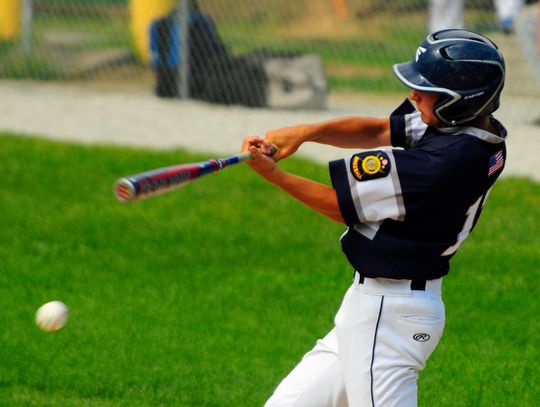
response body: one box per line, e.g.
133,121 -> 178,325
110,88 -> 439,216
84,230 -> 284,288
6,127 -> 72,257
468,116 -> 499,136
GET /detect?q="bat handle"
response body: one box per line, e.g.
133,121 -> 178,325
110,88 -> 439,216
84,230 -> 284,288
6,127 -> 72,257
234,151 -> 252,163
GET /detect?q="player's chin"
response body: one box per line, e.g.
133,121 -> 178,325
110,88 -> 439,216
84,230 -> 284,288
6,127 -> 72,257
420,113 -> 442,128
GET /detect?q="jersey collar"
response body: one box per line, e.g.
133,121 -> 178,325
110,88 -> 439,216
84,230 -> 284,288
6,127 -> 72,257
436,116 -> 507,144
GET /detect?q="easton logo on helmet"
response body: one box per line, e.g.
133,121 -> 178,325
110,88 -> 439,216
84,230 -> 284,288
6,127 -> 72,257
464,91 -> 485,99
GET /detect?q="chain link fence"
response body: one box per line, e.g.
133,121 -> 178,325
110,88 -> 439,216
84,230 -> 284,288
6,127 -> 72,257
0,1 -> 538,116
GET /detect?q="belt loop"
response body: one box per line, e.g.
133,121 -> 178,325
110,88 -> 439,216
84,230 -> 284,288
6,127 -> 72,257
411,279 -> 427,291
354,271 -> 365,284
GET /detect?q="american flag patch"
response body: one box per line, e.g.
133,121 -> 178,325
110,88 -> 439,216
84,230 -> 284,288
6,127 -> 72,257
488,150 -> 504,176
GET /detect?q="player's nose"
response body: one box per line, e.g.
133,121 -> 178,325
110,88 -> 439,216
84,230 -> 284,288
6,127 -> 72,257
410,90 -> 421,102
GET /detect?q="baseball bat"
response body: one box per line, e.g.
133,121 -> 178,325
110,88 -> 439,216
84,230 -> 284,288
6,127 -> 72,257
114,147 -> 273,202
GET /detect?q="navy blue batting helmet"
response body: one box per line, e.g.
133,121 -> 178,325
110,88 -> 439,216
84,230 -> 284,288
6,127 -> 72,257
393,29 -> 505,126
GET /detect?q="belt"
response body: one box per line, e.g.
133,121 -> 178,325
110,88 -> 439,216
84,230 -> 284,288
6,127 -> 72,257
356,271 -> 426,291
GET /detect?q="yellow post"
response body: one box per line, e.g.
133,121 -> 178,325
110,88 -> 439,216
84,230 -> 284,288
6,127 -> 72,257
130,0 -> 176,64
0,0 -> 21,39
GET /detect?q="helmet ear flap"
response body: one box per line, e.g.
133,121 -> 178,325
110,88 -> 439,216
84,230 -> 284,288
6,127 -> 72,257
433,94 -> 460,126
477,81 -> 504,116
436,76 -> 505,126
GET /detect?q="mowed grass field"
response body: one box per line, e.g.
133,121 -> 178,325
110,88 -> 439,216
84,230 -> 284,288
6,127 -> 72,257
0,133 -> 538,406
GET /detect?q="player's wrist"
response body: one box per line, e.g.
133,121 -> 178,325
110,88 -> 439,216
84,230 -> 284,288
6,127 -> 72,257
300,123 -> 319,142
258,164 -> 282,183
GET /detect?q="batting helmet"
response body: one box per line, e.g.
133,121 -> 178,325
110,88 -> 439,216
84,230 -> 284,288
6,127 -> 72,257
392,29 -> 505,126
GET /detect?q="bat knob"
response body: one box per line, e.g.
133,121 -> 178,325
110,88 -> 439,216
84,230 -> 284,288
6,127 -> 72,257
262,143 -> 278,157
115,179 -> 136,202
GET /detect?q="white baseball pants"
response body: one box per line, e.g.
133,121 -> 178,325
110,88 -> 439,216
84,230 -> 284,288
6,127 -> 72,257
265,273 -> 445,407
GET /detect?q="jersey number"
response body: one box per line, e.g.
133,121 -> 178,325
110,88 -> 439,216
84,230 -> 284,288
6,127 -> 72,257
441,191 -> 490,256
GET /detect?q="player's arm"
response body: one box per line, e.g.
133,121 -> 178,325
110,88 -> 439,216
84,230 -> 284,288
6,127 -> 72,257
242,138 -> 344,224
265,116 -> 391,161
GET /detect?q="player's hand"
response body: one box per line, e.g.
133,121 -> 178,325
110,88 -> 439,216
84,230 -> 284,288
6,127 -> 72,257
264,124 -> 309,162
242,136 -> 277,175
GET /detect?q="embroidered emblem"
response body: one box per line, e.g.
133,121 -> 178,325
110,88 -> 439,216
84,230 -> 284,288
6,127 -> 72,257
413,333 -> 430,342
350,151 -> 391,181
488,150 -> 504,176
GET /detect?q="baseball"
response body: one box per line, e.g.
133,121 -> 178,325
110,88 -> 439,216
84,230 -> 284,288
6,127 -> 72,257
35,301 -> 69,332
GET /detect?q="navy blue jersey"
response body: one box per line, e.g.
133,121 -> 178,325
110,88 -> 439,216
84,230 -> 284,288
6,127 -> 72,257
329,100 -> 507,280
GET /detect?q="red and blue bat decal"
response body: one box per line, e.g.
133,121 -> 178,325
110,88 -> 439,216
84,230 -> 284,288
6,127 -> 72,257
114,152 -> 251,202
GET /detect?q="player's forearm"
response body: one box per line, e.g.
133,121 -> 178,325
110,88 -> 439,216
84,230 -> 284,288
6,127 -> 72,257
258,166 -> 345,224
265,116 -> 391,161
304,116 -> 391,148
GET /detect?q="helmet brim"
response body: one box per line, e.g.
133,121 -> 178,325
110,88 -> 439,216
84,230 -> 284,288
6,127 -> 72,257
392,62 -> 441,92
392,62 -> 460,103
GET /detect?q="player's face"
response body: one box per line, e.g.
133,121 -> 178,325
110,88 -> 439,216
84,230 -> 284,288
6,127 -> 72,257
409,90 -> 442,127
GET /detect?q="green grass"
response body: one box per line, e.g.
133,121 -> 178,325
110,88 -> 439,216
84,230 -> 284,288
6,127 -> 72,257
0,134 -> 538,406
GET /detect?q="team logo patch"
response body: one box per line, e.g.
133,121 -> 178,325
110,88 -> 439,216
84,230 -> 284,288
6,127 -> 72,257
350,151 -> 391,181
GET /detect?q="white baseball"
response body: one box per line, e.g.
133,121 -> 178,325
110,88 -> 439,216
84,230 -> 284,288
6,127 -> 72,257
35,301 -> 69,332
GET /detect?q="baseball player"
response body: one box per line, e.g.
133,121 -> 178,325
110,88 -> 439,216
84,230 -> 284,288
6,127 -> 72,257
242,29 -> 507,407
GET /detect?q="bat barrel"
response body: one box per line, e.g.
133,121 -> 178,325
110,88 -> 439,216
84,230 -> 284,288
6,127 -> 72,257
114,151 -> 253,202
114,164 -> 198,202
115,178 -> 137,202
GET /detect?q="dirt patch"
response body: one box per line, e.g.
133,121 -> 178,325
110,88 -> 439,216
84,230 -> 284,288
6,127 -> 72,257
326,63 -> 387,79
278,15 -> 386,40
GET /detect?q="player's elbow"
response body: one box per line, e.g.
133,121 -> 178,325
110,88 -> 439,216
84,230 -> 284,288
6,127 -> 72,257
374,119 -> 392,147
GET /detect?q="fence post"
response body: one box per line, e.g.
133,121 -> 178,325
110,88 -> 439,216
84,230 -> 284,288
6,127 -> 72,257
177,0 -> 190,99
21,0 -> 33,57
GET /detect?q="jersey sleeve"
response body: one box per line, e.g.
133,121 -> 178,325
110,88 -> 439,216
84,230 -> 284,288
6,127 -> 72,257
329,150 -> 404,225
329,101 -> 433,227
329,149 -> 434,227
